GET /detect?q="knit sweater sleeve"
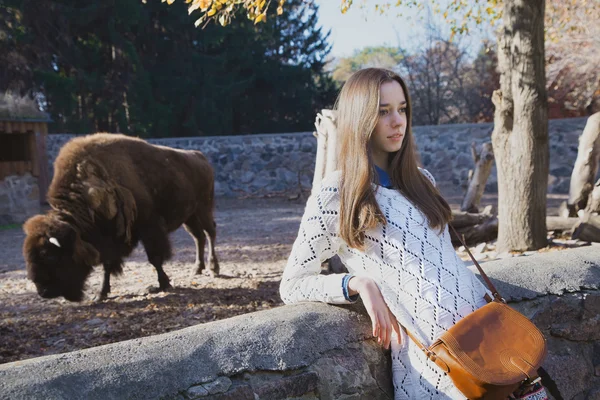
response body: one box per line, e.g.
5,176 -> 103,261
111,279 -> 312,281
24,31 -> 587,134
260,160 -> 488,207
280,172 -> 352,305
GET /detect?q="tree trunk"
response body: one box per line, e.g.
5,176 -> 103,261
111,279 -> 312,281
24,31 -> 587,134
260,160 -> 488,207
491,0 -> 549,252
461,142 -> 494,213
563,112 -> 600,217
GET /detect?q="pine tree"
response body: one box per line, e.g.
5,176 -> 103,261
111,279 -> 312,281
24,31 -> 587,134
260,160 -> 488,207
0,0 -> 336,137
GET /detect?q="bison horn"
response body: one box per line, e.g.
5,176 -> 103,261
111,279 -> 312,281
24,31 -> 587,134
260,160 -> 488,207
49,237 -> 61,248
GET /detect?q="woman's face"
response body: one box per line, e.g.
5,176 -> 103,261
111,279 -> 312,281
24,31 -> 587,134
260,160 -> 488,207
370,80 -> 407,165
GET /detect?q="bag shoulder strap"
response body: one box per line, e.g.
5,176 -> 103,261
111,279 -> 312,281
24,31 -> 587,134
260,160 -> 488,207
448,223 -> 504,303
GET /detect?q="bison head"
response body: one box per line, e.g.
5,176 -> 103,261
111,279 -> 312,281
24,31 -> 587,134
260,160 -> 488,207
23,214 -> 100,302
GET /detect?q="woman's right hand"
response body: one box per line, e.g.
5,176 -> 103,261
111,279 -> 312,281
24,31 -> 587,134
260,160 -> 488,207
347,276 -> 402,349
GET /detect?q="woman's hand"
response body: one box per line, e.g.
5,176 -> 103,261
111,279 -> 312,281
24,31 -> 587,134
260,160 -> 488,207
347,276 -> 401,349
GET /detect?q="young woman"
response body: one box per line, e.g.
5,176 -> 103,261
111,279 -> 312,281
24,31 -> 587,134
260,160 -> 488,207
279,68 -> 491,399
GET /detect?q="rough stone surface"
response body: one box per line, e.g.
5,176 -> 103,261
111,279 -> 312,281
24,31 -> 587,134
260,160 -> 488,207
1,247 -> 599,399
307,344 -> 393,400
587,387 -> 600,400
203,385 -> 254,400
45,117 -> 587,198
467,244 -> 600,301
252,371 -> 318,399
0,173 -> 40,224
0,302 -> 380,400
187,384 -> 209,398
201,376 -> 232,395
539,338 -> 595,400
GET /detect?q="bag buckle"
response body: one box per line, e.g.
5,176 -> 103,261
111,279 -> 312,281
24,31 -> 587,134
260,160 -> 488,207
493,292 -> 507,303
423,349 -> 435,360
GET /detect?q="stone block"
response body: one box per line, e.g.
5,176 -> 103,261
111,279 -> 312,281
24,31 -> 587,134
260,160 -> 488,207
485,181 -> 498,193
307,345 -> 392,400
203,376 -> 232,395
204,385 -> 254,400
455,153 -> 472,168
550,166 -> 573,177
187,384 -> 210,398
239,171 -> 255,184
421,152 -> 432,166
252,371 -> 318,399
586,387 -> 600,400
0,174 -> 40,224
551,178 -> 571,194
542,338 -> 594,400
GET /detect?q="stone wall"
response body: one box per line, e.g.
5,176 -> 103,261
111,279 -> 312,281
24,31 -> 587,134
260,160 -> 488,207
0,173 -> 40,225
45,133 -> 317,198
45,117 -> 587,198
1,246 -> 599,400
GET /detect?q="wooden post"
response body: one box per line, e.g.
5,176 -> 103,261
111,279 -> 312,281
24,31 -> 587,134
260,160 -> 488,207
312,113 -> 328,196
460,142 -> 494,213
562,112 -> 600,217
312,109 -> 347,273
312,109 -> 338,196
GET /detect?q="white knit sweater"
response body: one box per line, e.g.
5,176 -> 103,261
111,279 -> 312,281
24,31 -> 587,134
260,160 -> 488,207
280,169 -> 490,399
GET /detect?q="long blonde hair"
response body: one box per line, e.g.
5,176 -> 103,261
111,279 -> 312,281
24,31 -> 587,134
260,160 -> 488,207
336,68 -> 452,250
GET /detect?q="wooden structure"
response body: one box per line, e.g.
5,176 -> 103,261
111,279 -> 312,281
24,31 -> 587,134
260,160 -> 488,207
0,117 -> 51,204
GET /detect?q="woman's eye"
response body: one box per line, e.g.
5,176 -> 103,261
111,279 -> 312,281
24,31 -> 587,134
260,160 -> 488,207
379,109 -> 389,116
399,107 -> 407,114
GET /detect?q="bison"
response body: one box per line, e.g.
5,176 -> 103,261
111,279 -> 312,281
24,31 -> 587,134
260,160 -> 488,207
23,133 -> 219,301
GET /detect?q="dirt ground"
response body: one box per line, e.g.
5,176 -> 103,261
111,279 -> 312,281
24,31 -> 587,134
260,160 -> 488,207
0,193 -> 568,365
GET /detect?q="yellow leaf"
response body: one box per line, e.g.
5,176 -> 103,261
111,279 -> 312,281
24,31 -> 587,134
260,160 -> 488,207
254,12 -> 266,23
167,0 -> 175,4
188,2 -> 200,14
207,7 -> 217,16
277,6 -> 283,15
259,0 -> 266,9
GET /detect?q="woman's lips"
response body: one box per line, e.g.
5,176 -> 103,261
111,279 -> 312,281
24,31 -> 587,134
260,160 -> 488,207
388,134 -> 403,141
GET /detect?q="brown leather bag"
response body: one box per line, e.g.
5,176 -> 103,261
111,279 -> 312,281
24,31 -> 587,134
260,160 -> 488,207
402,226 -> 547,400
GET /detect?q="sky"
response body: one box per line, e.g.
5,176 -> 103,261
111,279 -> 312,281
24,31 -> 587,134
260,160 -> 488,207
313,0 -> 492,60
313,0 -> 423,58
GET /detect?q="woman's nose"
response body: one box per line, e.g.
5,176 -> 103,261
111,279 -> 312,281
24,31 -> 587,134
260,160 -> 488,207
392,112 -> 404,127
